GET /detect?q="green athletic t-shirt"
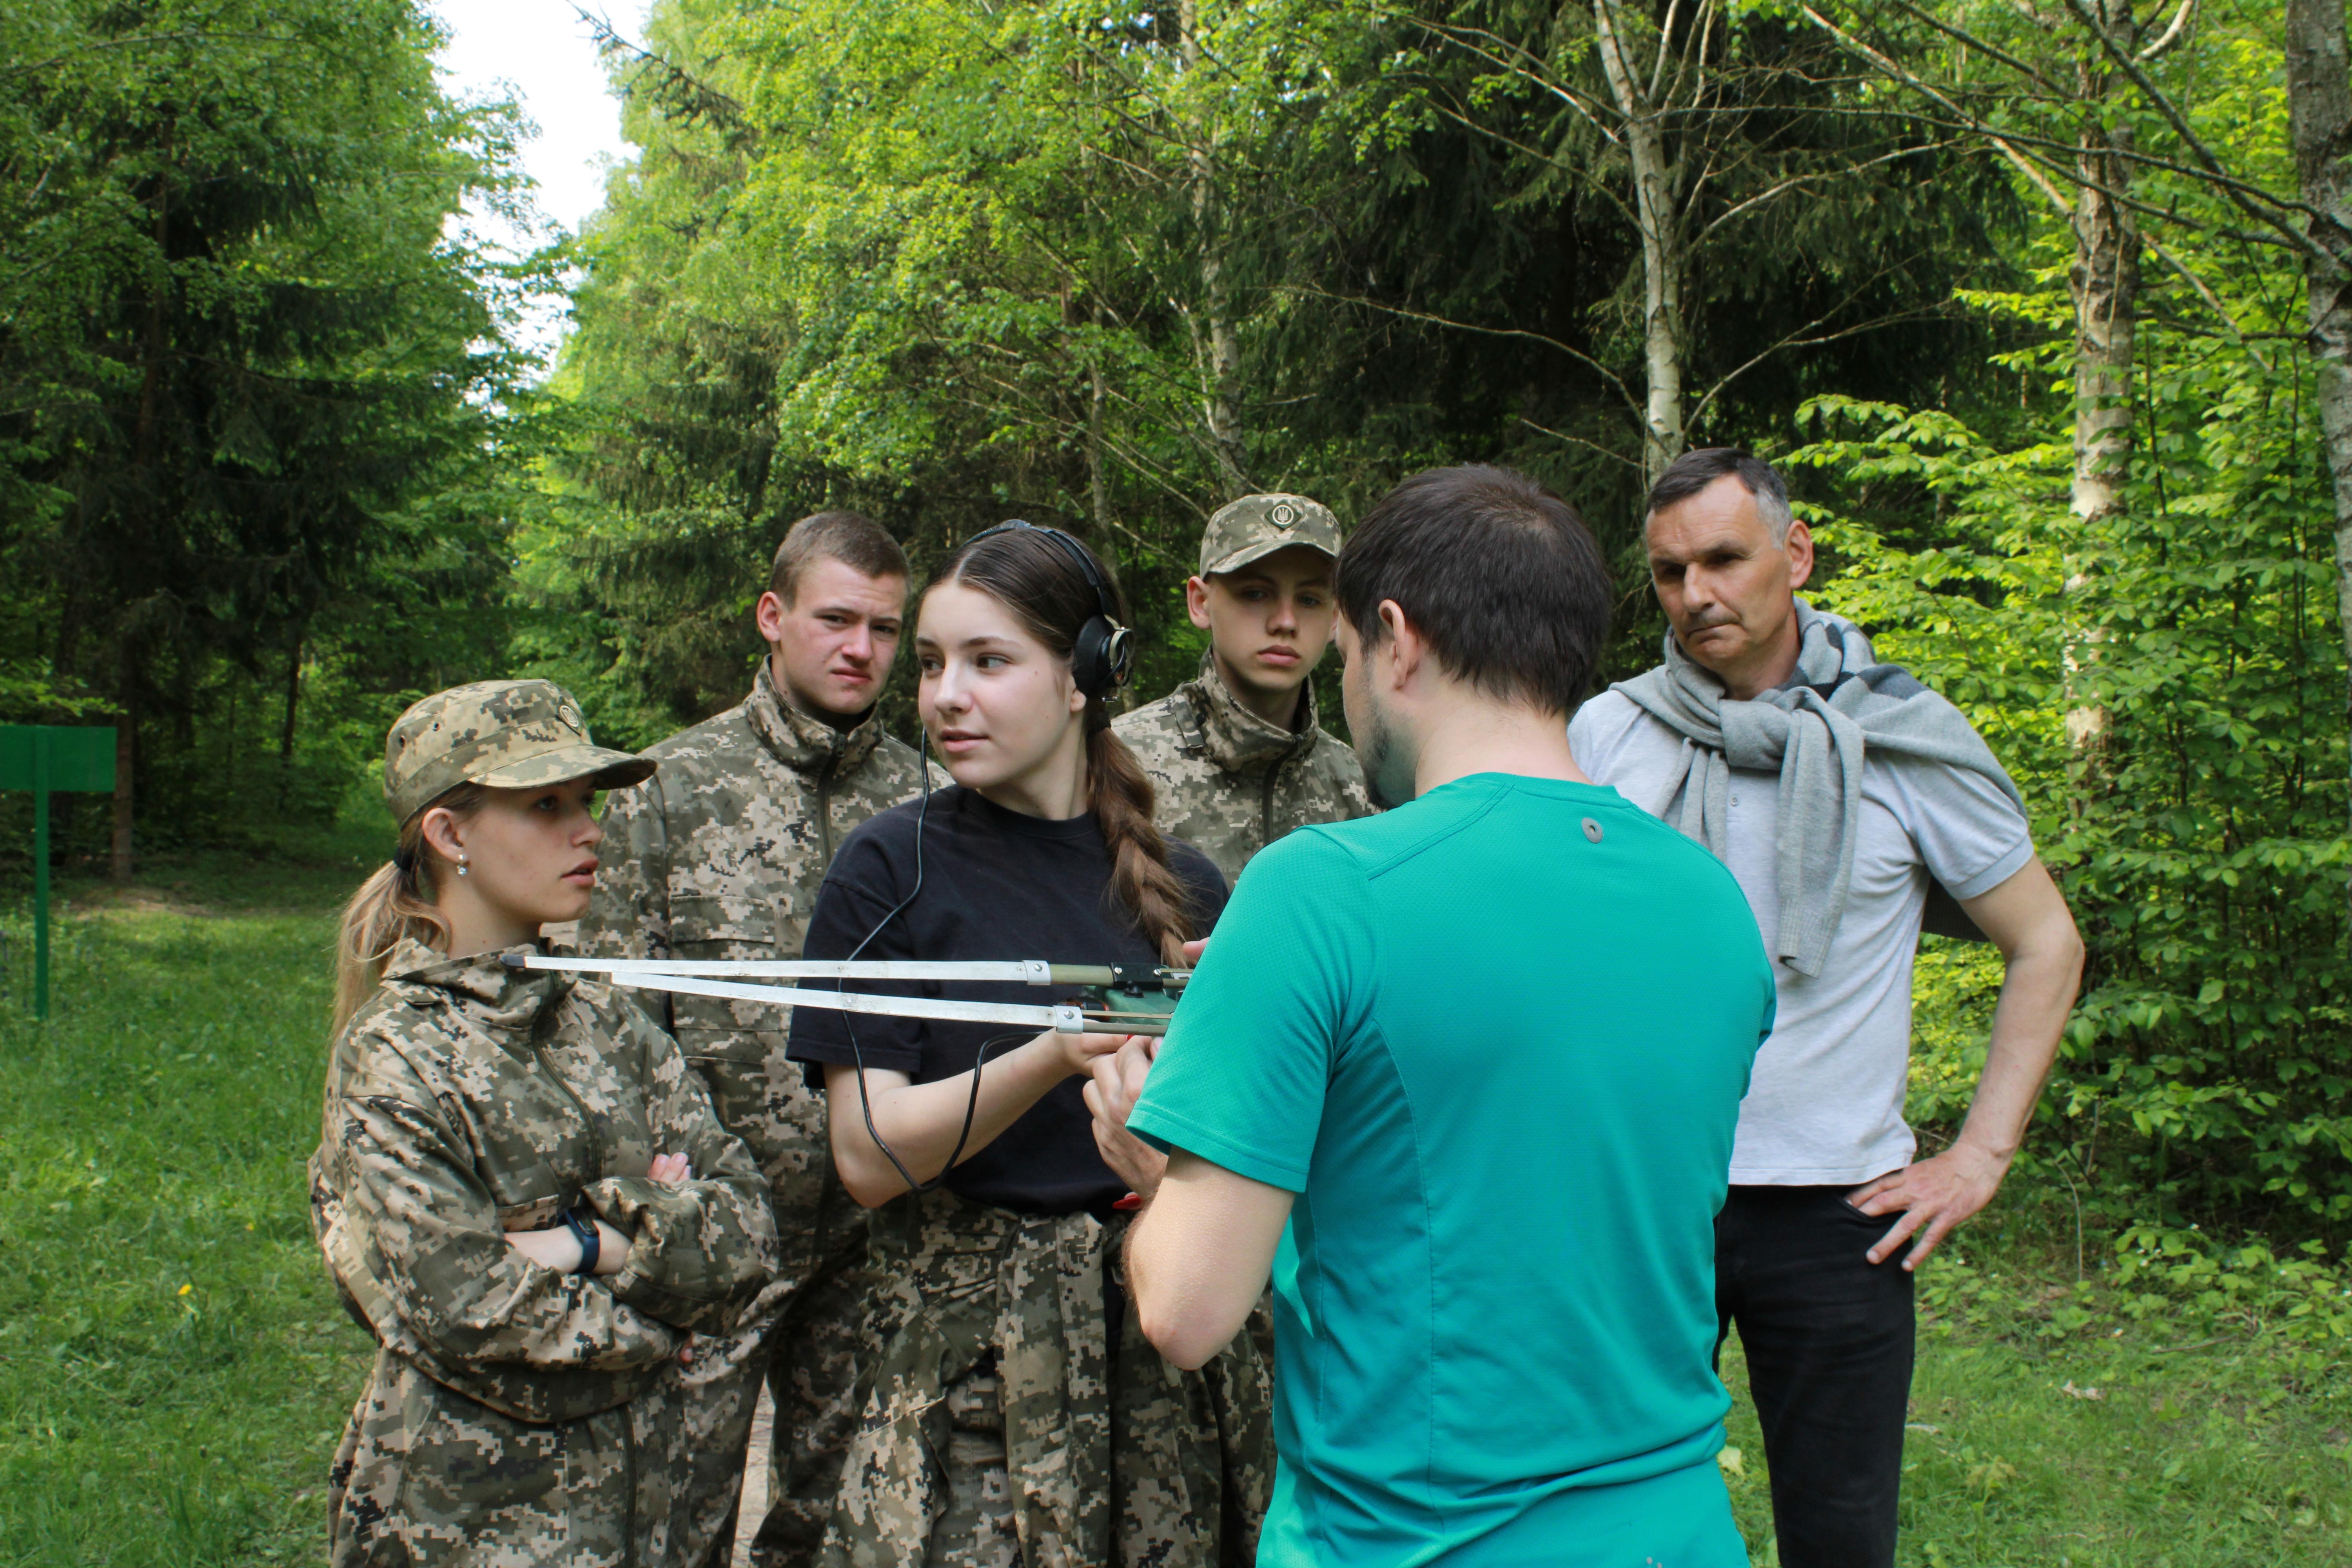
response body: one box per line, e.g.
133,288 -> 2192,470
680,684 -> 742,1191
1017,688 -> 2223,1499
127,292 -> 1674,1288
1128,773 -> 1775,1567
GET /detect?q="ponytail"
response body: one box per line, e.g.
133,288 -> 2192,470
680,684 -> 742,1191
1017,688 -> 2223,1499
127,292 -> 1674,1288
1085,712 -> 1196,967
331,783 -> 486,1036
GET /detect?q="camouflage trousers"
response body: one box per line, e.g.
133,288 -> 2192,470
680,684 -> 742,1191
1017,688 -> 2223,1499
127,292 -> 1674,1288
746,1186 -> 877,1568
328,1312 -> 770,1568
816,1189 -> 1274,1568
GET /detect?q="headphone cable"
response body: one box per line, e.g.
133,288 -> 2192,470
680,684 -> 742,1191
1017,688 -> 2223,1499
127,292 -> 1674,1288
833,523 -> 1127,1196
836,733 -> 1006,1196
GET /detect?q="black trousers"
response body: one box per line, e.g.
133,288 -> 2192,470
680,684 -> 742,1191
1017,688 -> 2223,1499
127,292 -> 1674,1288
1715,1184 -> 1915,1568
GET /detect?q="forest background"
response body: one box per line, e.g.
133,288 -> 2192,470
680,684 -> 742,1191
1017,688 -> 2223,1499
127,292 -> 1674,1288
6,0 -> 2352,1408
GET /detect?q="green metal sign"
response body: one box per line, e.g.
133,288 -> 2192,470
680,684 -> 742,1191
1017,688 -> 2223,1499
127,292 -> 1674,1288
0,726 -> 116,1020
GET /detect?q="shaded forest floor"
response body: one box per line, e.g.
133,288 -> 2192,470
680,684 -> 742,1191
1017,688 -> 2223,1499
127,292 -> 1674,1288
0,844 -> 2343,1566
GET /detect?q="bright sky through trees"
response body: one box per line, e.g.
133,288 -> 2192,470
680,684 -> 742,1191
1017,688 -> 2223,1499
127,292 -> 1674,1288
429,0 -> 648,356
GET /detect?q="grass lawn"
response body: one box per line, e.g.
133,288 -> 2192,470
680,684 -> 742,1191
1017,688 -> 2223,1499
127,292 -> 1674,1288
0,844 -> 2345,1565
1720,1323 -> 2349,1564
0,845 -> 383,1566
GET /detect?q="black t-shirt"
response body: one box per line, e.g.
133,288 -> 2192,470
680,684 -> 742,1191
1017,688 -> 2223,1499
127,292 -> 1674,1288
786,786 -> 1228,1216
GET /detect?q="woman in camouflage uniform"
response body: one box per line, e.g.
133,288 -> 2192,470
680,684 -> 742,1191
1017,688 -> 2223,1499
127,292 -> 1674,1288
311,679 -> 781,1568
786,526 -> 1273,1568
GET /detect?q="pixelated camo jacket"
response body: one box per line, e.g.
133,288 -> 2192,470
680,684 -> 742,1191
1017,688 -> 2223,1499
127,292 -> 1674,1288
310,939 -> 782,1567
1113,654 -> 1372,887
579,663 -> 937,1205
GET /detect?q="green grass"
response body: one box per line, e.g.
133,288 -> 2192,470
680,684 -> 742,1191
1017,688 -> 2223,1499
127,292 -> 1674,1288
0,844 -> 379,1567
1,841 -> 2345,1565
1720,1321 -> 2350,1565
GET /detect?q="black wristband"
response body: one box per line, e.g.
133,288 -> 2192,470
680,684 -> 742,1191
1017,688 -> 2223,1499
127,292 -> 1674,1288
560,1208 -> 599,1276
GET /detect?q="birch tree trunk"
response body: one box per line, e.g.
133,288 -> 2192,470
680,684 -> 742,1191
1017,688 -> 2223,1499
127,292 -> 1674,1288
2063,11 -> 2141,760
1593,0 -> 1688,484
2062,124 -> 2138,755
1079,332 -> 1126,596
1089,356 -> 1111,537
2069,132 -> 2139,542
2283,0 -> 2352,911
1180,0 -> 1252,498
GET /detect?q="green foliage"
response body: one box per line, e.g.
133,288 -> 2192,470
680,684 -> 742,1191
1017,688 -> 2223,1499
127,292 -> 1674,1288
553,0 -> 1392,719
551,0 -> 2007,728
1797,370 -> 2349,1226
0,0 -> 541,853
1783,0 -> 2349,1237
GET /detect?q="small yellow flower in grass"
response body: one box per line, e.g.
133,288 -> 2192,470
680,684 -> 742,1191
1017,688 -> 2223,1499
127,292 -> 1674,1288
177,1283 -> 193,1297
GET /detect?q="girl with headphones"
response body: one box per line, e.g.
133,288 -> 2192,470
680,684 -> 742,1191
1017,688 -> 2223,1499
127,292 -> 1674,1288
785,524 -> 1273,1568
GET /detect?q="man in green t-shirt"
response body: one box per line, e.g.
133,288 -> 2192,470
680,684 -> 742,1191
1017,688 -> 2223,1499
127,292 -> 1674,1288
1105,465 -> 1777,1566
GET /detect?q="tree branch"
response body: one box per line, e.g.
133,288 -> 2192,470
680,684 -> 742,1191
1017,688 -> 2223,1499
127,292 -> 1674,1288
1276,282 -> 1641,417
1808,2 -> 2322,254
571,3 -> 750,131
1687,294 -> 1947,433
2137,0 -> 2197,60
2058,0 -> 2333,267
1650,0 -> 1695,104
1411,19 -> 1628,142
1880,0 -> 2065,94
1517,417 -> 1647,470
1692,138 -> 1967,250
2147,238 -> 2273,371
1991,134 -> 2078,217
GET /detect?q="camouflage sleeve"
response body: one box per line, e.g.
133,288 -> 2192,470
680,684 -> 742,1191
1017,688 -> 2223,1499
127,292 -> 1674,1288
579,1002 -> 780,1333
580,773 -> 674,1025
334,1083 -> 686,1374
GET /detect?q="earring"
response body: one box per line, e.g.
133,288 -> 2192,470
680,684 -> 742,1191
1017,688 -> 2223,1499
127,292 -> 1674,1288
457,853 -> 469,877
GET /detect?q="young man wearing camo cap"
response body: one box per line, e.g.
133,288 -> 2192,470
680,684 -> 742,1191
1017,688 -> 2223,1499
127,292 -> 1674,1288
1115,492 -> 1373,887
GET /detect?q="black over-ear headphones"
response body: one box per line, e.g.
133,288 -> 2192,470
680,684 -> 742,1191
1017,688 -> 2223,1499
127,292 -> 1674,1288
964,520 -> 1135,700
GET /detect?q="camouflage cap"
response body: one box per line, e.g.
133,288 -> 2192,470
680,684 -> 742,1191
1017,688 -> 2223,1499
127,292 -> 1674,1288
384,679 -> 655,824
1199,493 -> 1343,577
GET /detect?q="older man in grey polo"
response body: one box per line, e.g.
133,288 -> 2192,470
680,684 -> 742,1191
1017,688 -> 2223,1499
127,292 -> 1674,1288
1569,448 -> 2084,1568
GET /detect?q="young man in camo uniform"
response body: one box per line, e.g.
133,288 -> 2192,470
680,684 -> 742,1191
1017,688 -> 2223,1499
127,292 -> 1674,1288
579,511 -> 937,1568
1114,493 -> 1373,886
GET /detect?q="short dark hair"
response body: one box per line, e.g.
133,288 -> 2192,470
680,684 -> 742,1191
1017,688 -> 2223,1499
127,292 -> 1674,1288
1338,465 -> 1612,718
1643,448 -> 1793,542
769,511 -> 909,603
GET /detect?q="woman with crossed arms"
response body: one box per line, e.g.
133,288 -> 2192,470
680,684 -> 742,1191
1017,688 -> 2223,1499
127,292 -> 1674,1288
311,680 -> 779,1566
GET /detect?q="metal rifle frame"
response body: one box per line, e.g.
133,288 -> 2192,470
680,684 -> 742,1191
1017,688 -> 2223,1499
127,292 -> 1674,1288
507,954 -> 1189,1036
